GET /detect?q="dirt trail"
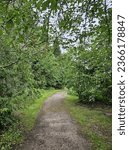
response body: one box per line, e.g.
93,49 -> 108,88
19,92 -> 90,150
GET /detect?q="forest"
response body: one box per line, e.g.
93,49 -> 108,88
0,0 -> 112,149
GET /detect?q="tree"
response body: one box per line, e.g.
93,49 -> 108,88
0,0 -> 112,131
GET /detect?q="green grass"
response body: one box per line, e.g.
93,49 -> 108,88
65,95 -> 112,150
20,89 -> 60,130
0,89 -> 60,150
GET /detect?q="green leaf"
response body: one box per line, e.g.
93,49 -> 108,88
0,29 -> 3,35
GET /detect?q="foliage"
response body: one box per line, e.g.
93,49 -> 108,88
32,51 -> 63,89
65,45 -> 112,104
0,0 -> 112,147
58,0 -> 112,104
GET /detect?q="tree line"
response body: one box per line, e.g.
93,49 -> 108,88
0,0 -> 112,130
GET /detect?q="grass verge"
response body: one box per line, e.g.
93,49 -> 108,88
65,95 -> 112,150
20,89 -> 60,131
0,89 -> 60,150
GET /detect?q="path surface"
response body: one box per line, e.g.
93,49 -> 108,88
19,92 -> 90,150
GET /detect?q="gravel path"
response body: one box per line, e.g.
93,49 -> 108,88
19,92 -> 90,150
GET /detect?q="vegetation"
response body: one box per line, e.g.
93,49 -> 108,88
65,95 -> 112,150
0,0 -> 112,149
20,89 -> 60,130
0,89 -> 59,150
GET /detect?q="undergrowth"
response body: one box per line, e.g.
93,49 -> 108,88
0,89 -> 59,150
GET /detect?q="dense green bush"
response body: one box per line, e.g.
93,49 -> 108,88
63,46 -> 112,104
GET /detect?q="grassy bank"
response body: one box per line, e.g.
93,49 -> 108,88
20,89 -> 60,131
0,89 -> 59,150
65,95 -> 112,150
